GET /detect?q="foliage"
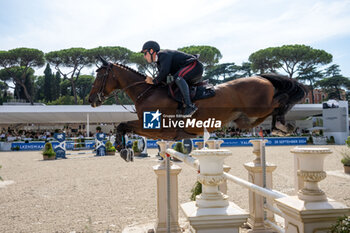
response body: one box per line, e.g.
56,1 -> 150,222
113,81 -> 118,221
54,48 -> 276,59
249,47 -> 281,74
178,45 -> 222,68
88,46 -> 133,65
341,154 -> 350,166
130,52 -> 158,77
132,140 -> 140,153
45,47 -> 92,104
249,44 -> 332,78
330,215 -> 350,233
297,65 -> 324,103
47,95 -> 82,105
0,48 -> 45,104
317,65 -> 350,101
76,75 -> 94,104
11,145 -> 20,151
43,63 -> 56,102
327,136 -> 335,144
173,142 -> 187,154
346,136 -> 350,147
190,181 -> 202,201
204,63 -> 241,84
0,66 -> 36,102
42,142 -> 56,157
307,135 -> 313,144
341,137 -> 350,166
105,141 -> 116,152
0,79 -> 10,104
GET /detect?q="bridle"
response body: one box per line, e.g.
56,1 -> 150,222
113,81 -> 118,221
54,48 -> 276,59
95,63 -> 153,113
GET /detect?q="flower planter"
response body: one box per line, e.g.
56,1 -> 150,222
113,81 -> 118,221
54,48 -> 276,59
134,152 -> 141,157
43,155 -> 56,160
344,165 -> 350,174
106,151 -> 115,156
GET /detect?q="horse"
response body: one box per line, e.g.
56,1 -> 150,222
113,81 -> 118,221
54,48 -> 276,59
88,58 -> 307,149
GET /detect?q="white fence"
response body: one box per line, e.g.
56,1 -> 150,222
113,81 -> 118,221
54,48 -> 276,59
153,140 -> 350,233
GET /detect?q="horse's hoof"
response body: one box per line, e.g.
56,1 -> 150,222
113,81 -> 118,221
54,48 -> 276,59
275,121 -> 288,133
120,149 -> 129,162
129,149 -> 134,162
271,129 -> 286,137
120,149 -> 135,162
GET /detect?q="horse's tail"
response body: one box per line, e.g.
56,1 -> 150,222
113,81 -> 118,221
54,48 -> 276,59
260,73 -> 307,105
260,73 -> 308,125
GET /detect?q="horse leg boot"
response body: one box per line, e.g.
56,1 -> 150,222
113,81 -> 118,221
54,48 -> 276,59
175,76 -> 198,116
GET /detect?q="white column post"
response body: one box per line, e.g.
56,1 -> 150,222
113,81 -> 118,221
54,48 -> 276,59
276,147 -> 350,233
153,141 -> 181,233
181,149 -> 248,233
86,113 -> 90,137
244,140 -> 276,233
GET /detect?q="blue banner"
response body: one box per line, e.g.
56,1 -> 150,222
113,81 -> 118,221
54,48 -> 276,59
12,137 -> 307,151
146,137 -> 307,148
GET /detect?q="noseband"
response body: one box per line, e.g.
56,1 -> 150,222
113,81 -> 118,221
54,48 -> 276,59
96,64 -> 114,103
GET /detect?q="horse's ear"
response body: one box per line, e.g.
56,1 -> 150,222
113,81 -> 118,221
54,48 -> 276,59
98,55 -> 109,66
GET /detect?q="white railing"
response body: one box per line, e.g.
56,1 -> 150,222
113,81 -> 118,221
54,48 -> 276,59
167,144 -> 286,233
154,139 -> 350,233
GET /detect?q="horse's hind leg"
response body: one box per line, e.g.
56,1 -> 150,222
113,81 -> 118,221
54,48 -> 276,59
272,104 -> 295,134
115,121 -> 138,162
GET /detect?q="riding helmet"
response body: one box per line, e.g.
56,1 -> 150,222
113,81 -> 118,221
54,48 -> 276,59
141,41 -> 160,53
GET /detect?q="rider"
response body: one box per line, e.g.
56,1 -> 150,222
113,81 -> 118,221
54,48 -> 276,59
141,40 -> 203,116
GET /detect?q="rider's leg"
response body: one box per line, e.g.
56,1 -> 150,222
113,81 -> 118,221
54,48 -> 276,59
175,76 -> 198,116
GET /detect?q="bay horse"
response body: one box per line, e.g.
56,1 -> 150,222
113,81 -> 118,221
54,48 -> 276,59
88,58 -> 307,147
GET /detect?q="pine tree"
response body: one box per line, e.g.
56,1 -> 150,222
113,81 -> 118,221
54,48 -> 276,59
54,71 -> 61,100
43,64 -> 54,102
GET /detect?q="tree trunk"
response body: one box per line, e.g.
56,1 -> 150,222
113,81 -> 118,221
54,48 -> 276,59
18,82 -> 34,105
70,79 -> 78,104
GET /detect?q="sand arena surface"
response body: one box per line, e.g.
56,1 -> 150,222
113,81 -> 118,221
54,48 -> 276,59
0,145 -> 349,233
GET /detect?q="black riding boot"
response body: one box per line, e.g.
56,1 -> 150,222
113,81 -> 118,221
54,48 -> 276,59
175,77 -> 198,116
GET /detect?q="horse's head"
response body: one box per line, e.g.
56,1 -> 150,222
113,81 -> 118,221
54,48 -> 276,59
88,56 -> 118,107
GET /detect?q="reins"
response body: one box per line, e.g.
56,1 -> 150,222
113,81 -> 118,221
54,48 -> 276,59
97,64 -> 153,114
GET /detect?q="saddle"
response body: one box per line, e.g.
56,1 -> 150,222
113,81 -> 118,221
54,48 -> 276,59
168,79 -> 216,104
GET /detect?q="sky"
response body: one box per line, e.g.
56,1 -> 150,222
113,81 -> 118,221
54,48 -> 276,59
1,0 -> 350,77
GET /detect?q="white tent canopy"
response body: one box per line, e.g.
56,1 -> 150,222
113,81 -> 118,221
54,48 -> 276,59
0,105 -> 138,124
0,104 -> 323,125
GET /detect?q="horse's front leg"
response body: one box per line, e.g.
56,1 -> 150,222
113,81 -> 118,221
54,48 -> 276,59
115,121 -> 135,151
115,120 -> 142,162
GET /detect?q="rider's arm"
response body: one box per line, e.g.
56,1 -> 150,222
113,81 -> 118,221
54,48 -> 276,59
153,54 -> 172,85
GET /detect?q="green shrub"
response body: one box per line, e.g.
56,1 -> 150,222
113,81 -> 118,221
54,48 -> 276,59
307,135 -> 313,144
105,141 -> 116,152
190,181 -> 202,201
330,215 -> 350,233
346,136 -> 350,147
132,141 -> 140,153
174,142 -> 187,154
11,145 -> 20,151
342,137 -> 350,166
341,154 -> 350,166
42,142 -> 56,157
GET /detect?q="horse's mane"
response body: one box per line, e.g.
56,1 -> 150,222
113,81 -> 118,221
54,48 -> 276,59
114,63 -> 146,78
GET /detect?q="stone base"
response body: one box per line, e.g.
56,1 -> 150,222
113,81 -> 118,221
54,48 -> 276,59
247,229 -> 274,233
154,222 -> 181,233
276,196 -> 350,233
181,201 -> 248,233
